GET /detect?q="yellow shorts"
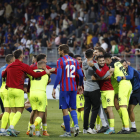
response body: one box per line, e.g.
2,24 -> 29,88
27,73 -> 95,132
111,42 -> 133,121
76,94 -> 84,108
101,90 -> 114,108
8,88 -> 24,107
0,89 -> 9,107
30,91 -> 46,112
118,81 -> 132,106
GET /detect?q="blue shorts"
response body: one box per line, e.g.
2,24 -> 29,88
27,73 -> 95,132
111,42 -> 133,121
129,87 -> 140,105
59,91 -> 77,109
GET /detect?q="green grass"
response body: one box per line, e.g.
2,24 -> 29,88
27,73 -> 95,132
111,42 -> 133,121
0,99 -> 140,140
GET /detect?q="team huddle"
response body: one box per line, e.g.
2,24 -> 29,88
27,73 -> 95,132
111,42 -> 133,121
0,44 -> 140,137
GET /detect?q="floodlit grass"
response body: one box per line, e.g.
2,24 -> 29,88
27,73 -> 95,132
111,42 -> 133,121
0,99 -> 140,140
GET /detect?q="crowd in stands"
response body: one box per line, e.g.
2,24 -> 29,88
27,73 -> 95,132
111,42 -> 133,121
0,0 -> 140,58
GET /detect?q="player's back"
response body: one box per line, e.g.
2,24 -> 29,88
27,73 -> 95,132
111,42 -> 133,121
58,55 -> 79,91
28,69 -> 49,92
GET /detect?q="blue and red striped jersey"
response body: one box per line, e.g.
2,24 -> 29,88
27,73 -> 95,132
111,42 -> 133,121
54,55 -> 83,91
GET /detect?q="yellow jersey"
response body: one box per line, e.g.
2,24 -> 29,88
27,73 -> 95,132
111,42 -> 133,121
28,69 -> 49,92
113,61 -> 128,79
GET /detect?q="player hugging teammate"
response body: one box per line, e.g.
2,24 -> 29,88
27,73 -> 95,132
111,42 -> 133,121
0,46 -> 140,137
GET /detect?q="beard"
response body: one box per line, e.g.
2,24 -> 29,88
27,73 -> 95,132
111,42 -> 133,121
60,54 -> 62,57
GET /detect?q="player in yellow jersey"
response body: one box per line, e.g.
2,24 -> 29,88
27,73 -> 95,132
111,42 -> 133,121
27,61 -> 49,137
104,53 -> 132,134
0,54 -> 16,136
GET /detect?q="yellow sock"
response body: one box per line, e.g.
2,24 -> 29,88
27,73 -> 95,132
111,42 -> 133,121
35,124 -> 39,131
1,112 -> 9,129
108,119 -> 110,124
34,117 -> 42,127
117,109 -> 125,127
77,111 -> 81,120
11,112 -> 21,127
120,107 -> 129,128
81,111 -> 84,122
42,124 -> 47,131
96,115 -> 101,125
28,122 -> 32,131
109,119 -> 114,128
10,112 -> 15,125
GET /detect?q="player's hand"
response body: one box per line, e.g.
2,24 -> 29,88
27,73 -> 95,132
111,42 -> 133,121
109,68 -> 114,74
45,68 -> 50,75
88,61 -> 94,67
91,75 -> 96,80
84,77 -> 86,81
52,88 -> 56,99
117,76 -> 122,83
78,86 -> 83,95
49,68 -> 55,73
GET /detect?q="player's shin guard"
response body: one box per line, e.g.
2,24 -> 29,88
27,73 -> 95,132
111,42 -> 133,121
117,109 -> 125,128
26,107 -> 32,113
9,112 -> 15,125
10,112 -> 21,127
42,124 -> 47,131
70,110 -> 78,125
120,108 -> 129,129
81,110 -> 84,122
34,117 -> 42,127
63,115 -> 70,132
28,122 -> 32,131
1,112 -> 9,129
109,119 -> 114,130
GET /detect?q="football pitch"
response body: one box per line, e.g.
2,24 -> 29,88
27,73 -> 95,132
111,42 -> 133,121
0,99 -> 140,140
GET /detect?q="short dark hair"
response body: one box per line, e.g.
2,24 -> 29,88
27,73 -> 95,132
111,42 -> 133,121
14,49 -> 23,59
37,61 -> 46,67
36,54 -> 46,62
5,54 -> 14,63
85,49 -> 93,58
74,55 -> 81,59
33,55 -> 37,58
59,44 -> 69,54
94,47 -> 105,55
104,53 -> 112,59
97,55 -> 104,60
120,59 -> 127,64
68,52 -> 74,58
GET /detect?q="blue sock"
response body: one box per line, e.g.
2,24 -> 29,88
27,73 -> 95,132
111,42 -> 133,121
26,107 -> 32,113
70,110 -> 78,125
63,115 -> 70,132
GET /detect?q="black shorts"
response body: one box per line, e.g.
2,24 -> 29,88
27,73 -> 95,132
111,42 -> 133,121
129,88 -> 140,105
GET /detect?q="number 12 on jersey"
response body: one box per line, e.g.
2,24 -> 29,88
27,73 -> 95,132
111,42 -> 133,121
66,64 -> 75,78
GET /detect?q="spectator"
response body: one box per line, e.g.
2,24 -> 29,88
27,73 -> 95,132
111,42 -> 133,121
133,29 -> 140,44
83,10 -> 89,23
0,45 -> 5,57
89,7 -> 95,22
55,35 -> 61,47
69,21 -> 76,34
26,2 -> 35,20
118,42 -> 125,54
91,33 -> 98,47
100,20 -> 107,34
101,39 -> 108,51
108,12 -> 116,30
21,35 -> 27,46
67,34 -> 76,54
30,16 -> 36,26
24,48 -> 29,59
50,9 -> 57,20
62,16 -> 70,31
86,31 -> 93,45
60,34 -> 68,44
5,45 -> 11,55
4,2 -> 12,19
30,40 -> 34,56
125,46 -> 131,56
42,35 -> 49,47
111,40 -> 119,54
130,45 -> 136,56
